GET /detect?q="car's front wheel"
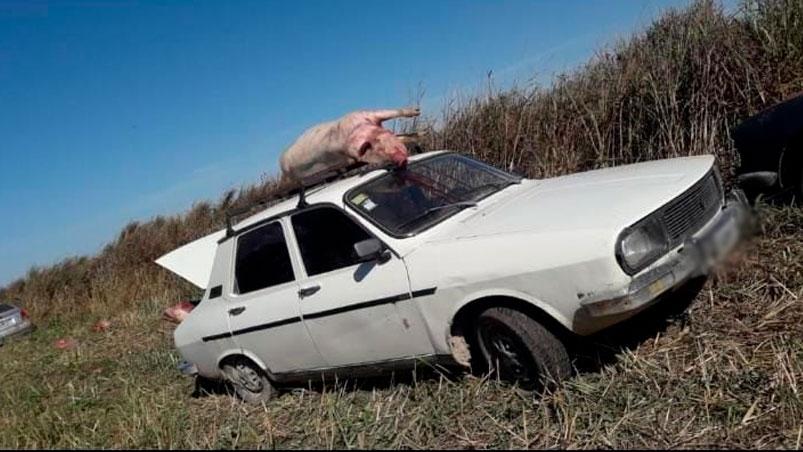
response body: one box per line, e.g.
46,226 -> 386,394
222,358 -> 276,404
474,307 -> 572,391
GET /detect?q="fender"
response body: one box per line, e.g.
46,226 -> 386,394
216,348 -> 275,378
444,287 -> 574,343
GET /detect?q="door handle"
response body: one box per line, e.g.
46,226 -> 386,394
228,306 -> 246,316
298,284 -> 321,298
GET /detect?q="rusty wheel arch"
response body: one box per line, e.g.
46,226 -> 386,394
448,295 -> 576,368
217,352 -> 279,383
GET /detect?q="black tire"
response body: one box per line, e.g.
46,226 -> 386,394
473,307 -> 571,391
222,358 -> 276,404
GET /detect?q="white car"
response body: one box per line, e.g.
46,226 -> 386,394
158,151 -> 749,402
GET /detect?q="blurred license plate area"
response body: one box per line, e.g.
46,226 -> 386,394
698,210 -> 738,263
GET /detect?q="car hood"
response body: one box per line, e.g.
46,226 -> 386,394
433,155 -> 716,240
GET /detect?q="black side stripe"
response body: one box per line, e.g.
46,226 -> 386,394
304,288 -> 436,320
201,287 -> 437,342
202,332 -> 232,342
202,316 -> 304,342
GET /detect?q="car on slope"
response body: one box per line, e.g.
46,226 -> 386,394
158,151 -> 750,402
0,302 -> 34,345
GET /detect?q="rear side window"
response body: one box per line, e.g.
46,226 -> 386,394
291,207 -> 372,276
234,222 -> 294,294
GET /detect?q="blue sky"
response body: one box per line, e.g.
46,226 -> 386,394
0,0 -> 732,285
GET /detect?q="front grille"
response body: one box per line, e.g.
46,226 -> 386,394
661,171 -> 723,246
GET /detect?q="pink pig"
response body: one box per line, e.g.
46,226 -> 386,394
279,107 -> 421,182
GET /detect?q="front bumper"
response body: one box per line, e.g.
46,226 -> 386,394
177,360 -> 199,376
581,189 -> 751,318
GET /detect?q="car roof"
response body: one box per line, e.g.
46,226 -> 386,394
155,150 -> 451,289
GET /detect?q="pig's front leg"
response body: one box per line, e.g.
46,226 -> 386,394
365,106 -> 421,125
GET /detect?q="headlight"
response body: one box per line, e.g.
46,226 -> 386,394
616,217 -> 669,275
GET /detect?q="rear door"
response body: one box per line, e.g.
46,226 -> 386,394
225,219 -> 327,373
289,205 -> 435,368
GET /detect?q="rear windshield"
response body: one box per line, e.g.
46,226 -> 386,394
0,304 -> 15,314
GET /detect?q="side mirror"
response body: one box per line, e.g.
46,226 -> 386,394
354,238 -> 390,264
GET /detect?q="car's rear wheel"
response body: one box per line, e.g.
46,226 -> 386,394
222,358 -> 276,404
474,307 -> 571,391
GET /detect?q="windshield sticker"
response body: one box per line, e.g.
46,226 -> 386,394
363,198 -> 378,211
351,193 -> 368,205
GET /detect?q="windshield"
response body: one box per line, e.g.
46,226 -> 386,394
346,153 -> 521,236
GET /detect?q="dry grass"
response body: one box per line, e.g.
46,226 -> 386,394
1,0 -> 803,449
417,0 -> 803,186
0,205 -> 800,449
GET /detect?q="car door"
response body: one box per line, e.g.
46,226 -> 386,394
225,219 -> 328,374
289,205 -> 435,368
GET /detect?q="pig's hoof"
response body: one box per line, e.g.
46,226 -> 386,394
405,107 -> 421,117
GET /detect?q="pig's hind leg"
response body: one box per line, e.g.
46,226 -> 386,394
364,107 -> 421,125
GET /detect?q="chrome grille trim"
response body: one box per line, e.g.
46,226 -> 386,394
661,170 -> 723,247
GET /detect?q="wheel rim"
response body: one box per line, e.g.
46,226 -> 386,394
477,318 -> 540,388
231,363 -> 264,393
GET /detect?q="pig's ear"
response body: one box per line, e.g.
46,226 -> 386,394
358,141 -> 372,156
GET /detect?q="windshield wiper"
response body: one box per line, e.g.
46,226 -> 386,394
396,201 -> 478,231
423,201 -> 478,213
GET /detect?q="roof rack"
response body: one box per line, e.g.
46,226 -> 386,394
224,159 -> 396,237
